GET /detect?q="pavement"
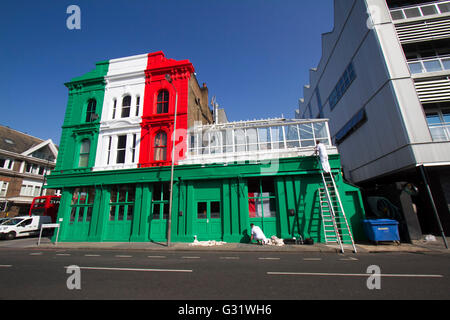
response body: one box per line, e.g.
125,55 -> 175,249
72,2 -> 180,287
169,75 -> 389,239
2,236 -> 449,254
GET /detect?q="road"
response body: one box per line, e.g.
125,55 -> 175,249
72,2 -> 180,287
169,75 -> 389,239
0,247 -> 449,301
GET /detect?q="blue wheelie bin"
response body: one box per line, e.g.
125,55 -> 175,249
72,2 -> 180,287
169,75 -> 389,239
362,219 -> 400,245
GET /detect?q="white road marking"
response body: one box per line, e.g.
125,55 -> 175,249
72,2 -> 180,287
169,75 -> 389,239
84,254 -> 101,257
339,257 -> 358,261
220,257 -> 240,260
29,252 -> 42,256
182,256 -> 201,259
0,265 -> 12,268
65,266 -> 193,273
258,257 -> 280,260
115,255 -> 132,258
303,258 -> 322,261
267,272 -> 443,278
56,253 -> 71,256
148,256 -> 167,259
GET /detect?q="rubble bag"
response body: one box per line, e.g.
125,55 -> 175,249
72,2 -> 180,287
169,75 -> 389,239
362,219 -> 400,244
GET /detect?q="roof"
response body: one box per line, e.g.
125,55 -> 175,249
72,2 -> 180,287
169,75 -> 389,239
0,125 -> 58,159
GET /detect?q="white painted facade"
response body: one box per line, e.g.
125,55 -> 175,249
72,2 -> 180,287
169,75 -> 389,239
93,54 -> 147,171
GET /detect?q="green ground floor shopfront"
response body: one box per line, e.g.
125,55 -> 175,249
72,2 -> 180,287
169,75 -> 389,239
46,155 -> 366,243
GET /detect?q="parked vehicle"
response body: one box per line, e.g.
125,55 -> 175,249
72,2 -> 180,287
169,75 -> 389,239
0,216 -> 52,240
0,218 -> 11,225
29,195 -> 60,223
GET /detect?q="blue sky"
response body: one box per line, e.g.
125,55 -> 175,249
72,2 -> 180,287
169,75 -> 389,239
0,0 -> 334,145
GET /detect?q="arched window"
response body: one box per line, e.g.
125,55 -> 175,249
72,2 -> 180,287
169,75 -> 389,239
79,139 -> 91,167
156,90 -> 169,114
121,95 -> 131,118
86,99 -> 97,122
154,132 -> 167,161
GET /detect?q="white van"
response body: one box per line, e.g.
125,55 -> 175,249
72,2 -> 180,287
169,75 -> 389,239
0,216 -> 52,240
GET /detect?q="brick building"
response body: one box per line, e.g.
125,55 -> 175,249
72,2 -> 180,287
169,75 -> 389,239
0,125 -> 59,217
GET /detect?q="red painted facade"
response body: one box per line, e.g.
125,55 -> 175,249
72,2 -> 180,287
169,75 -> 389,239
139,52 -> 195,168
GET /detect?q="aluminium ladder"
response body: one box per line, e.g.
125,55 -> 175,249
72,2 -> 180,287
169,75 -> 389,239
318,168 -> 357,254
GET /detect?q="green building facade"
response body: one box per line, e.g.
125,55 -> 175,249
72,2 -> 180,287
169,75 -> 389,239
47,53 -> 366,244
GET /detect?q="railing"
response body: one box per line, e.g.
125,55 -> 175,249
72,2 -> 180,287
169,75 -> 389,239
428,122 -> 450,141
390,1 -> 450,21
408,55 -> 450,74
184,119 -> 334,163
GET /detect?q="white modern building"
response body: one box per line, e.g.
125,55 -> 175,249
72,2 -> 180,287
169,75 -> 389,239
296,0 -> 450,240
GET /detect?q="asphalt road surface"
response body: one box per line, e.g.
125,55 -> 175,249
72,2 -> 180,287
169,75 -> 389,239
0,247 -> 449,301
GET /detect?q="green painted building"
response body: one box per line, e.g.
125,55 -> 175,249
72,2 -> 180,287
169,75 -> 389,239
47,52 -> 366,244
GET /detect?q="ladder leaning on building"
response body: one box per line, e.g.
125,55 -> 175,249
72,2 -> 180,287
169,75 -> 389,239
318,158 -> 357,253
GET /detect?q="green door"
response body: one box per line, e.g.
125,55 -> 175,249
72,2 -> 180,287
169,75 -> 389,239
195,200 -> 222,241
66,188 -> 95,241
248,178 -> 278,238
104,185 -> 135,241
149,183 -> 169,242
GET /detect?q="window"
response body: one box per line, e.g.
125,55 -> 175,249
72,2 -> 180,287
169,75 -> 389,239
70,187 -> 95,223
0,182 -> 8,197
116,135 -> 127,164
152,183 -> 169,220
196,201 -> 222,220
248,178 -> 277,218
329,62 -> 356,110
86,99 -> 97,122
121,95 -> 131,118
112,99 -> 117,119
106,136 -> 112,165
109,185 -> 135,221
157,90 -> 169,114
131,134 -> 137,163
0,158 -> 13,170
154,132 -> 167,161
335,108 -> 367,144
425,104 -> 450,141
78,139 -> 90,167
136,96 -> 140,116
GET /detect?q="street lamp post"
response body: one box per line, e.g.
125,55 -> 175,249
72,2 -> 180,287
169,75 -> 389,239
165,74 -> 178,247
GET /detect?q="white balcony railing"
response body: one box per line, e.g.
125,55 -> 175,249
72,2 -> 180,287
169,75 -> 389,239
408,55 -> 450,74
391,1 -> 450,21
429,122 -> 450,141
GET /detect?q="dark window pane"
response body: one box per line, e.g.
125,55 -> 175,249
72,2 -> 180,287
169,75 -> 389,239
86,99 -> 96,122
153,184 -> 162,201
109,206 -> 116,221
163,203 -> 169,219
261,178 -> 275,194
127,186 -> 135,202
247,178 -> 260,194
162,183 -> 170,201
70,207 -> 76,223
117,135 -> 127,164
197,202 -> 207,219
78,207 -> 85,222
157,90 -> 169,114
122,96 -> 131,118
86,207 -> 93,222
127,205 -> 134,220
211,201 -> 221,219
118,206 -> 125,221
421,5 -> 437,16
153,203 -> 161,219
119,185 -> 127,203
